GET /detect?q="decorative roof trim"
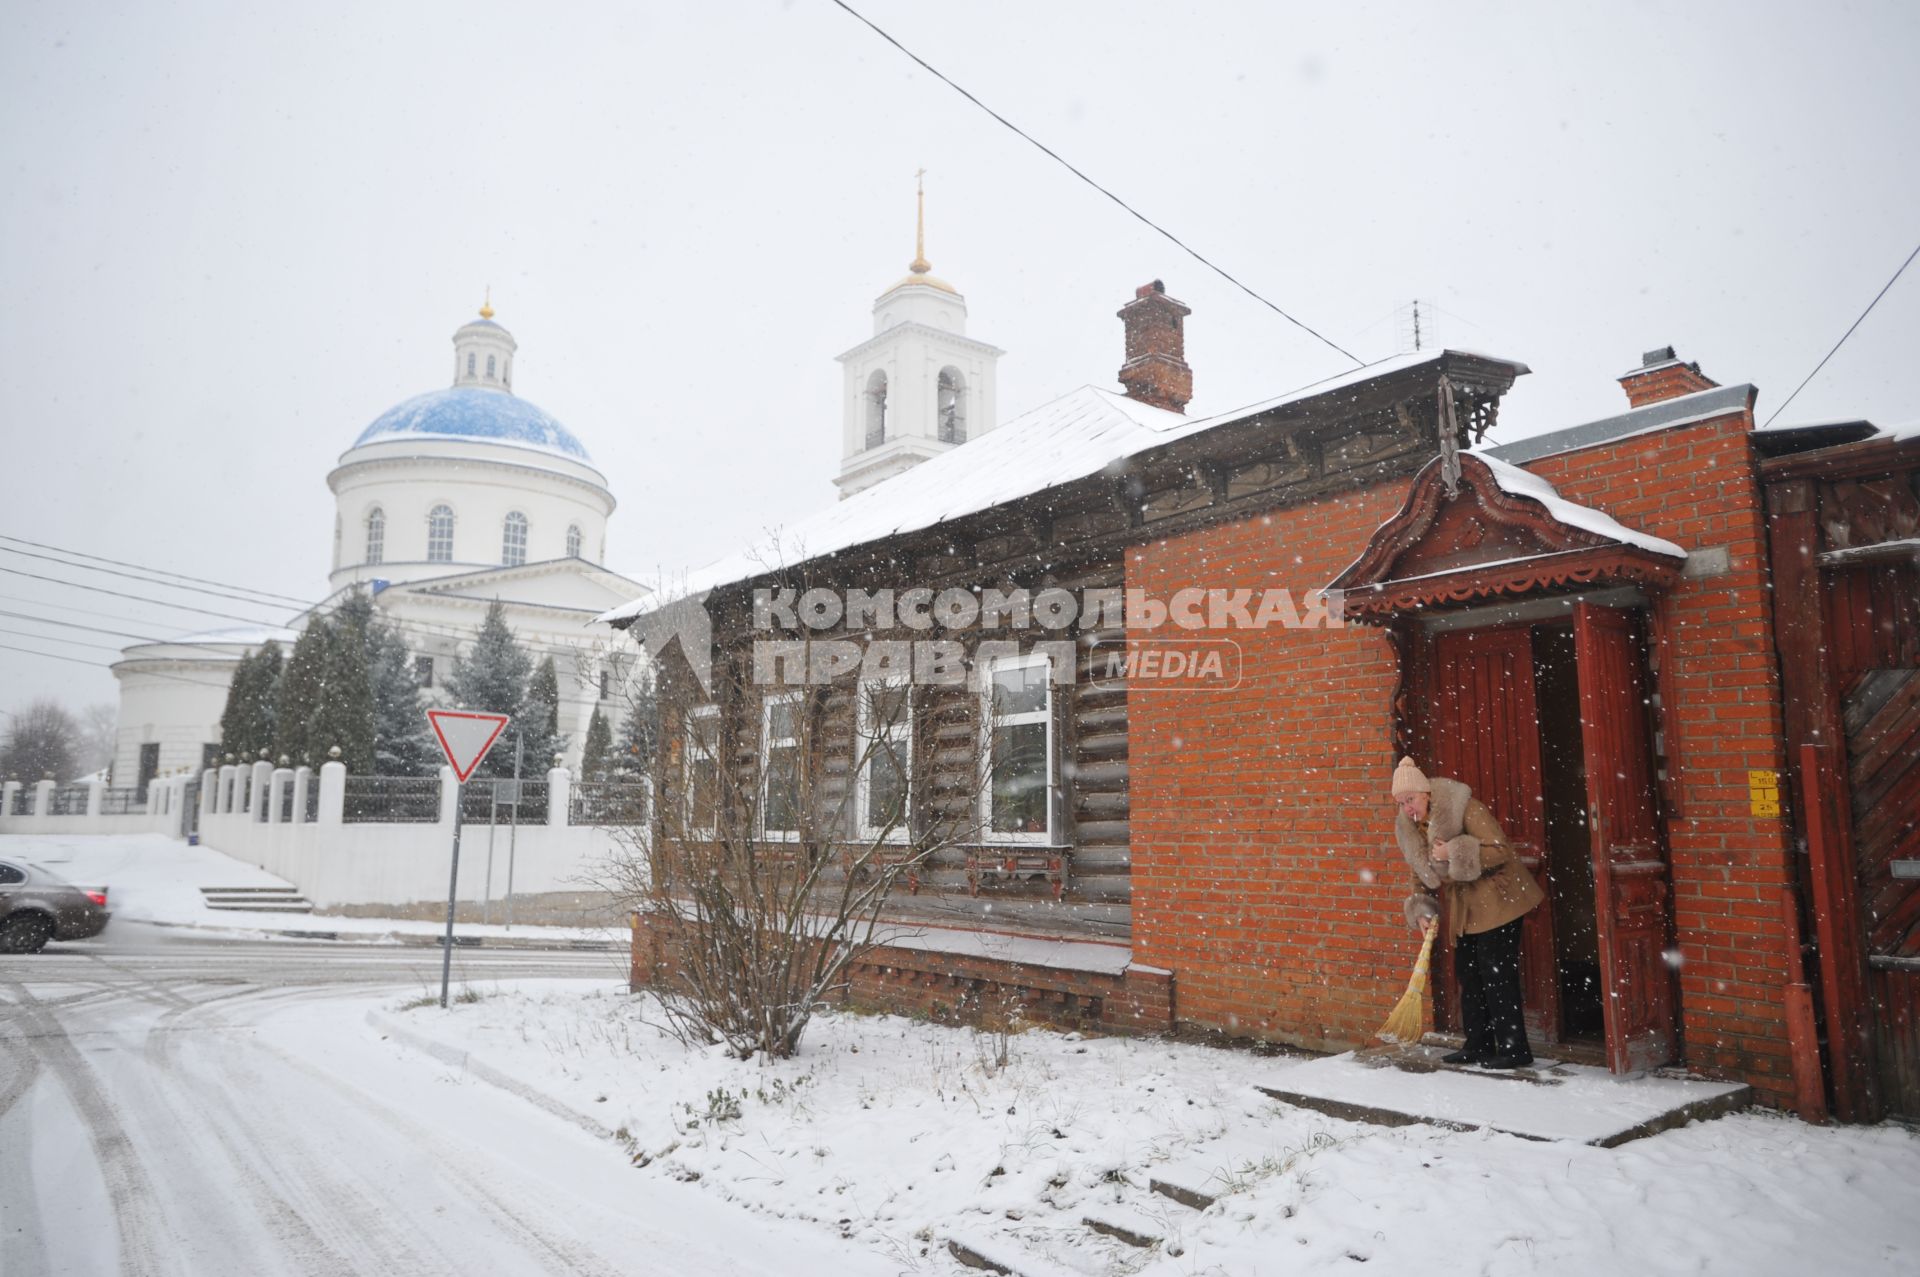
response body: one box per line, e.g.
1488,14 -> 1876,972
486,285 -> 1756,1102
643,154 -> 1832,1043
1329,454 -> 1682,625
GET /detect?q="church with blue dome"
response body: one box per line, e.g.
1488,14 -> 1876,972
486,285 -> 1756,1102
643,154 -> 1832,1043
111,301 -> 650,784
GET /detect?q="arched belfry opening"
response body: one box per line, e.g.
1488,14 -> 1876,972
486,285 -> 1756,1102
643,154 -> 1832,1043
938,367 -> 966,444
865,370 -> 889,449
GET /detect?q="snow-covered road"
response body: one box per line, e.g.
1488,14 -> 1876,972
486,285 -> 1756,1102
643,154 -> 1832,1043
0,934 -> 897,1276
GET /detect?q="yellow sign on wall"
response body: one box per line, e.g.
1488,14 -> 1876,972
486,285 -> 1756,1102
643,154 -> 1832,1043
1749,769 -> 1781,819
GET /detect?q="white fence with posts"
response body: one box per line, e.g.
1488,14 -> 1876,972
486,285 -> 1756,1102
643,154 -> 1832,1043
0,775 -> 196,837
191,761 -> 649,909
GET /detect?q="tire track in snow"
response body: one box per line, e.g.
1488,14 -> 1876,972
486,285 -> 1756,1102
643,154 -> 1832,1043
140,982 -> 458,1277
0,976 -> 176,1277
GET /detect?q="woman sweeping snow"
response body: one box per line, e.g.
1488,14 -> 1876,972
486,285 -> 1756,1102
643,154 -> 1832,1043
1391,757 -> 1544,1069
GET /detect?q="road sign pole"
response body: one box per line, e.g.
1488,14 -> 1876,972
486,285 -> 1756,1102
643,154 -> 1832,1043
439,779 -> 465,1009
506,733 -> 523,932
483,787 -> 498,926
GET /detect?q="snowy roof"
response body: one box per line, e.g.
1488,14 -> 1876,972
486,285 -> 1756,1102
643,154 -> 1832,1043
600,384 -> 1184,622
1488,383 -> 1752,465
598,349 -> 1526,625
1471,454 -> 1686,558
351,387 -> 591,462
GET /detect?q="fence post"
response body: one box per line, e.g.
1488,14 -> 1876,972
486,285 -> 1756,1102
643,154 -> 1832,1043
218,765 -> 237,813
165,778 -> 186,837
201,769 -> 219,817
291,767 -> 311,822
86,777 -> 105,817
32,779 -> 54,817
3,780 -> 20,819
250,761 -> 273,819
318,761 -> 346,826
268,768 -> 292,825
548,765 -> 571,826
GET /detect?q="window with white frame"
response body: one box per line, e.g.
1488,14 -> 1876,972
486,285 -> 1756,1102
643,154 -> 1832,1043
761,694 -> 804,839
983,651 -> 1054,841
683,706 -> 721,835
365,507 -> 385,565
566,523 -> 583,558
502,511 -> 529,566
858,680 -> 911,840
486,354 -> 497,380
427,505 -> 455,562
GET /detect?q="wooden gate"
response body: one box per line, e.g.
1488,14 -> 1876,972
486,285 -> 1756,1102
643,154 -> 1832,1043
1844,668 -> 1920,1118
1427,626 -> 1559,1045
1573,603 -> 1680,1073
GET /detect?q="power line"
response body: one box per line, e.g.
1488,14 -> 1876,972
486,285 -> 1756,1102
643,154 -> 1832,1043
1764,236 -> 1920,428
825,0 -> 1364,367
0,534 -> 314,607
0,626 -> 124,653
0,565 -> 295,629
0,544 -> 315,612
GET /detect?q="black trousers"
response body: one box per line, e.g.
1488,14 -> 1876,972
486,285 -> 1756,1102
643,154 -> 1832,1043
1455,915 -> 1531,1060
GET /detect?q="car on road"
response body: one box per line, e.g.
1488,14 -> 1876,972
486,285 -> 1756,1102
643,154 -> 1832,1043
0,858 -> 111,953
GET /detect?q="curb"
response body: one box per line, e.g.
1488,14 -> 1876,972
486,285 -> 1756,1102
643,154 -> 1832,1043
130,916 -> 623,952
366,1008 -> 617,1141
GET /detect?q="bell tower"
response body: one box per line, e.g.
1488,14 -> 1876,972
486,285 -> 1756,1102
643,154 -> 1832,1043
834,174 -> 1003,499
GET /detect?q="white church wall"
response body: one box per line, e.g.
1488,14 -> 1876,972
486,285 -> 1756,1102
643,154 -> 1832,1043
110,661 -> 235,786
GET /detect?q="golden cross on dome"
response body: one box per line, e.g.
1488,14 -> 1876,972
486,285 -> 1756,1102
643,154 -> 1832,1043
479,286 -> 494,320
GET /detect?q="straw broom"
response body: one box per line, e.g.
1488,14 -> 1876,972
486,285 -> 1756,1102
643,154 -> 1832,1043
1376,920 -> 1439,1045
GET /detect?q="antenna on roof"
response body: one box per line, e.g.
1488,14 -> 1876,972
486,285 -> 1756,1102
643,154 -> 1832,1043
1396,300 -> 1432,354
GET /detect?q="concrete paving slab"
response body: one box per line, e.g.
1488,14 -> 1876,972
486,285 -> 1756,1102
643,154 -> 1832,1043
1256,1045 -> 1750,1146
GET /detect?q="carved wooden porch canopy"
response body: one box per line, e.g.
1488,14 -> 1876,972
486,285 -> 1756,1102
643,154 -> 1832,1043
1328,454 -> 1684,624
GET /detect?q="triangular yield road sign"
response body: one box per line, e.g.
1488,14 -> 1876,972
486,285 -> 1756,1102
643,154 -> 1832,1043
427,710 -> 511,783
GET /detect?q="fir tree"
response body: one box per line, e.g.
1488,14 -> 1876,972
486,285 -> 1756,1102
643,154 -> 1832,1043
218,642 -> 282,762
368,611 -> 434,776
580,706 -> 613,781
315,598 -> 377,773
615,670 -> 660,781
274,622 -> 330,767
443,600 -> 532,778
520,655 -> 565,773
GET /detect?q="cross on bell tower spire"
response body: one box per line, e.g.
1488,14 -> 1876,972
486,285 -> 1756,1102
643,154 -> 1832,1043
909,168 -> 932,276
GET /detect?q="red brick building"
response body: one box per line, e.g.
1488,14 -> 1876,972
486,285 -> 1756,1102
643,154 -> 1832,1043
621,290 -> 1914,1120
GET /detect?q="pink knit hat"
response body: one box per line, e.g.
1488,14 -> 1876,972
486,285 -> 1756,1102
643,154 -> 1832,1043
1390,756 -> 1431,797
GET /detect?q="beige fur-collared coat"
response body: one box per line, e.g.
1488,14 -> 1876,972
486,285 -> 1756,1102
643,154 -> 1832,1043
1399,777 -> 1544,939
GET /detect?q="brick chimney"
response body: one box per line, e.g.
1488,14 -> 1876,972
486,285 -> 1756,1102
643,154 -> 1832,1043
1117,280 -> 1192,413
1618,346 -> 1718,408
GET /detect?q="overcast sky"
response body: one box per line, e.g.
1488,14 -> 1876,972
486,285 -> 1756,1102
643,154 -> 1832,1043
3,0 -> 1917,717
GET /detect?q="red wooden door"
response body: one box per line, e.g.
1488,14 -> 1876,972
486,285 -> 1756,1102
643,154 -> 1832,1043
1573,603 -> 1678,1072
1429,626 -> 1560,1044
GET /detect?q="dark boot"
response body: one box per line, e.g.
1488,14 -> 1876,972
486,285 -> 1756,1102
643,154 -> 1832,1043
1477,1051 -> 1535,1070
1441,1047 -> 1486,1065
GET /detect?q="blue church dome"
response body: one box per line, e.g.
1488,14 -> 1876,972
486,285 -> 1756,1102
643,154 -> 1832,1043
353,387 -> 592,462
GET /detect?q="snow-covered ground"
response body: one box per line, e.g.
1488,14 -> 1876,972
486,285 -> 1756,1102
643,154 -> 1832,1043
5,832 -> 621,946
383,985 -> 1920,1276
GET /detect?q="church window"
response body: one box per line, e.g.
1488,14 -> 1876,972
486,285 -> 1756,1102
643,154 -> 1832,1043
333,514 -> 342,569
365,507 -> 385,565
466,353 -> 476,377
486,354 -> 497,380
502,511 -> 529,566
427,505 -> 455,562
566,524 -> 583,558
938,368 -> 967,444
864,370 -> 889,449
